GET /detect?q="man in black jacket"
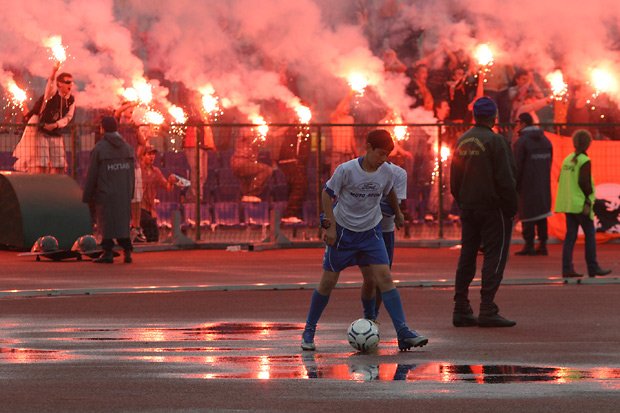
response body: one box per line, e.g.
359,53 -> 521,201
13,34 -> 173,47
513,113 -> 553,256
83,117 -> 135,264
450,97 -> 518,328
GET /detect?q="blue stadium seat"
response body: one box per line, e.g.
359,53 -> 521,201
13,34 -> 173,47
156,202 -> 179,229
213,202 -> 242,226
243,202 -> 270,226
0,152 -> 16,171
184,203 -> 212,227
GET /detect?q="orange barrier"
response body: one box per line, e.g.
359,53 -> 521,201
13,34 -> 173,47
547,133 -> 620,241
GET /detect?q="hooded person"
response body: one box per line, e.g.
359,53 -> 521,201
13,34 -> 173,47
512,112 -> 553,256
82,116 -> 135,263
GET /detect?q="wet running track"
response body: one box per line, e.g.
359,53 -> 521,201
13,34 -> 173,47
0,245 -> 619,412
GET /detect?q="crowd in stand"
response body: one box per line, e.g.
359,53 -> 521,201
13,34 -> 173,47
2,35 -> 620,240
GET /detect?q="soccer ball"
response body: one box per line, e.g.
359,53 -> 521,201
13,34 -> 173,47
347,319 -> 380,352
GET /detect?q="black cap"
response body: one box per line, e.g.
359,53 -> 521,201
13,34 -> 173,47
473,97 -> 498,118
518,112 -> 534,126
101,116 -> 118,133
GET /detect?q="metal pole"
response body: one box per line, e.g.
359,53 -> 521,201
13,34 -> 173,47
437,124 -> 444,239
195,125 -> 202,241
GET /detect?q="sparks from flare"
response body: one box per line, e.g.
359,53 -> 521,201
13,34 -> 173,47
294,105 -> 312,124
43,36 -> 67,63
474,43 -> 494,67
383,111 -> 409,142
347,72 -> 369,96
590,67 -> 618,98
121,78 -> 153,105
168,105 -> 188,148
143,110 -> 164,126
546,70 -> 568,100
250,115 -> 269,142
6,80 -> 27,106
199,85 -> 224,122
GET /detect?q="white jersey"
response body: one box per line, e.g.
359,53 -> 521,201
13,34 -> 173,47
326,158 -> 394,232
380,163 -> 408,232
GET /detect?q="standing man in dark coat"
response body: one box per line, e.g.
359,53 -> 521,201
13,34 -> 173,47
513,112 -> 553,256
83,117 -> 135,264
450,97 -> 518,328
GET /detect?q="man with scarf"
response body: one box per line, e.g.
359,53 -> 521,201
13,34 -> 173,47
15,61 -> 76,174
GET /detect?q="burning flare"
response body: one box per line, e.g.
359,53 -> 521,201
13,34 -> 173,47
251,115 -> 269,141
120,78 -> 153,105
474,43 -> 494,67
7,80 -> 27,105
143,110 -> 164,125
168,105 -> 187,124
546,70 -> 568,100
200,85 -> 220,114
294,105 -> 312,124
43,35 -> 67,63
590,67 -> 618,96
347,72 -> 369,95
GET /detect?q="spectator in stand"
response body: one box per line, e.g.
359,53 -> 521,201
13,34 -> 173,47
271,105 -> 312,224
114,101 -> 148,243
406,64 -> 434,111
13,61 -> 75,174
566,84 -> 598,137
231,127 -> 273,203
513,113 -> 553,256
183,106 -> 217,203
509,69 -> 548,123
382,48 -> 407,74
329,92 -> 358,174
446,67 -> 477,123
140,144 -> 177,242
482,63 -> 515,124
434,98 -> 460,222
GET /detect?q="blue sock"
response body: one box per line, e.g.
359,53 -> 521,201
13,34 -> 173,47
382,288 -> 408,336
362,297 -> 376,320
305,290 -> 330,329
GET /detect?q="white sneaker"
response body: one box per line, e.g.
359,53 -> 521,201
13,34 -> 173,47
241,195 -> 261,203
282,216 -> 303,224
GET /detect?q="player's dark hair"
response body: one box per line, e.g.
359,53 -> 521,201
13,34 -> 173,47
571,129 -> 592,164
366,129 -> 394,151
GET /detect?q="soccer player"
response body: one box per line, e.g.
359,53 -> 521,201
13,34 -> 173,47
359,161 -> 408,321
321,160 -> 408,322
301,129 -> 428,351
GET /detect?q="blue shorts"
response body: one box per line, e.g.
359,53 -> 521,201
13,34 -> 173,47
323,223 -> 390,273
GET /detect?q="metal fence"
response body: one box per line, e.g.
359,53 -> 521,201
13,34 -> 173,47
1,122 -> 618,246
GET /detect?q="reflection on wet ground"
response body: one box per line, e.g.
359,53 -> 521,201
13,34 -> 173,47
1,321 -> 618,387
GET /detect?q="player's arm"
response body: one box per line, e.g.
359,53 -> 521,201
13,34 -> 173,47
387,189 -> 404,229
321,188 -> 337,246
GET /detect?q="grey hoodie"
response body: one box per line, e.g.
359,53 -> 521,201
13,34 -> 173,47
83,132 -> 135,239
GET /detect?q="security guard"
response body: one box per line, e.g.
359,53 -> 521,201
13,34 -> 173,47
450,97 -> 518,328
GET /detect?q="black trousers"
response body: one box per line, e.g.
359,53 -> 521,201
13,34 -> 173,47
101,238 -> 132,252
454,209 -> 513,309
521,218 -> 548,245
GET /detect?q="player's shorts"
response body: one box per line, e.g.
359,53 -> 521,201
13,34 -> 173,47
323,223 -> 389,273
382,231 -> 395,267
132,166 -> 143,203
35,135 -> 66,168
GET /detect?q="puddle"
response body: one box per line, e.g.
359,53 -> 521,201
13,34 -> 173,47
1,322 -> 618,388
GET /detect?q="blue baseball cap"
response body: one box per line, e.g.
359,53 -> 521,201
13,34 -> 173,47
473,97 -> 498,118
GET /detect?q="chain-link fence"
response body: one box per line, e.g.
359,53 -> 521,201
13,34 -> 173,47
2,122 -> 619,245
